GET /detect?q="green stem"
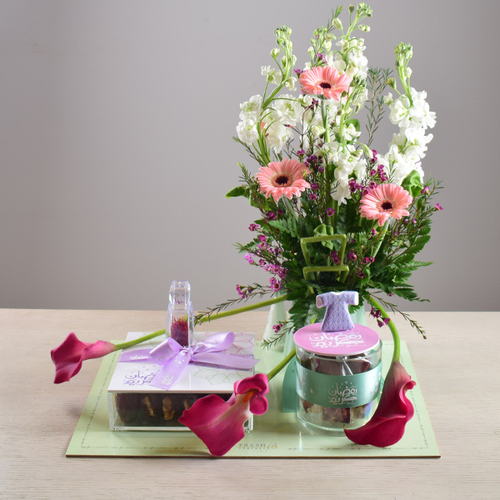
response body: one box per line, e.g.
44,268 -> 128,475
113,294 -> 291,352
282,197 -> 297,220
367,222 -> 387,258
114,329 -> 165,351
368,296 -> 400,363
321,99 -> 330,143
198,294 -> 290,324
321,99 -> 338,229
266,346 -> 296,381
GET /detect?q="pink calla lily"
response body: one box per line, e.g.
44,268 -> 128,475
179,373 -> 269,456
344,360 -> 416,447
51,332 -> 115,384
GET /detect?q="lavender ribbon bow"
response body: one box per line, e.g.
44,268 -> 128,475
119,332 -> 258,390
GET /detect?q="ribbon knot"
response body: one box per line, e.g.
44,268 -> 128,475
119,332 -> 258,389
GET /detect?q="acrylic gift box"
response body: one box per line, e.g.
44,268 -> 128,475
108,331 -> 256,431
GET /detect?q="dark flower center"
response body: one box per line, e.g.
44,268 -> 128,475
319,81 -> 332,89
274,175 -> 291,187
381,201 -> 393,211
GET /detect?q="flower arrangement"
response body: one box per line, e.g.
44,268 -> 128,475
51,4 -> 442,456
218,3 -> 441,342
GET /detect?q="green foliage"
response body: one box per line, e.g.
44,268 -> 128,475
226,186 -> 247,199
402,170 -> 424,199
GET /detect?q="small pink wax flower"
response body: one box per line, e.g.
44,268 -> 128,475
256,158 -> 310,203
344,361 -> 416,447
178,373 -> 269,456
299,66 -> 351,101
360,184 -> 412,226
435,203 -> 443,211
51,332 -> 115,384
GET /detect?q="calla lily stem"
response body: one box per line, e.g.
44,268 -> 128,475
266,346 -> 296,382
368,295 -> 400,363
113,294 -> 291,352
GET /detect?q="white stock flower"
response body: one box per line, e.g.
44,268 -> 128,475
284,77 -> 297,91
344,123 -> 361,141
237,95 -> 262,145
388,98 -> 410,125
298,94 -> 314,107
332,181 -> 352,204
325,52 -> 347,73
236,118 -> 259,145
239,95 -> 262,118
352,88 -> 369,109
311,124 -> 326,138
383,93 -> 394,105
269,94 -> 302,125
266,121 -> 293,153
321,140 -> 342,163
261,66 -> 281,85
345,49 -> 368,79
402,129 -> 434,159
352,157 -> 367,178
386,149 -> 421,185
388,88 -> 436,131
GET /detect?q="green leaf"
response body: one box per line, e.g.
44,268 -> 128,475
412,260 -> 433,268
226,186 -> 247,199
393,253 -> 415,266
401,170 -> 423,199
410,235 -> 431,255
346,118 -> 360,132
269,218 -> 298,237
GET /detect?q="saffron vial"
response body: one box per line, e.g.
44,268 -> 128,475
167,280 -> 194,347
294,323 -> 382,434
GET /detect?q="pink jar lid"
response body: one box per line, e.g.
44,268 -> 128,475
294,323 -> 380,356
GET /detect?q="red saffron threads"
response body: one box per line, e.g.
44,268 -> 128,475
171,317 -> 189,346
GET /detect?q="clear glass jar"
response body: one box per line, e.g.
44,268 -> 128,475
167,280 -> 194,346
294,324 -> 382,434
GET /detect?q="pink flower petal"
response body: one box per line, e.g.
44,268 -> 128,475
179,394 -> 248,456
344,361 -> 416,447
299,66 -> 351,100
360,184 -> 413,226
256,158 -> 310,203
51,332 -> 115,384
179,373 -> 270,456
234,372 -> 269,395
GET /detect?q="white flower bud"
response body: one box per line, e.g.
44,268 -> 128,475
359,25 -> 370,32
333,17 -> 343,30
312,125 -> 325,137
271,48 -> 280,59
405,67 -> 412,77
383,94 -> 394,105
285,77 -> 297,91
307,46 -> 315,58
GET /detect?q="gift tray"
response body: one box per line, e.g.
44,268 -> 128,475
66,337 -> 439,458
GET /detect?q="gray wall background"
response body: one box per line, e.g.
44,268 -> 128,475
1,0 -> 498,312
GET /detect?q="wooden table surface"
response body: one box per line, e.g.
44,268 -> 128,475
0,308 -> 499,500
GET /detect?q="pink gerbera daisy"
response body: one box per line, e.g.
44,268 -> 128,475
256,158 -> 310,203
299,66 -> 351,101
360,184 -> 412,226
